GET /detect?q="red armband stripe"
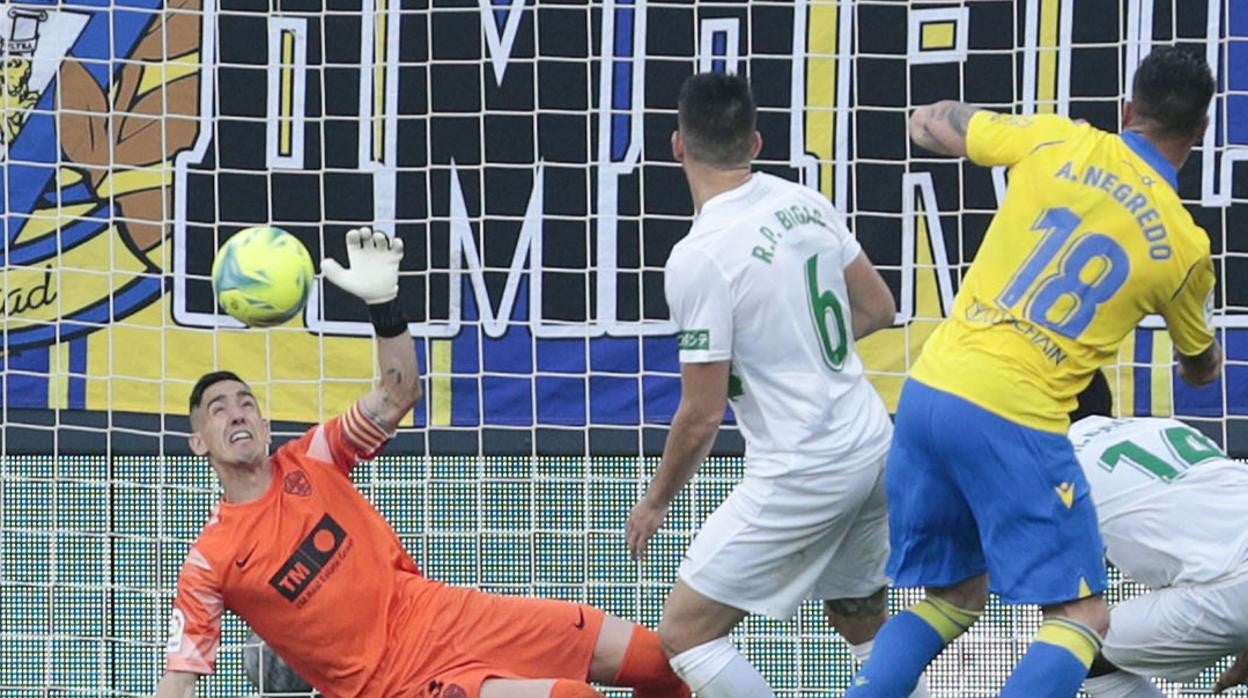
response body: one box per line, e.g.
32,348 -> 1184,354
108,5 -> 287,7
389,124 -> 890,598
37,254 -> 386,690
343,403 -> 387,452
352,404 -> 389,444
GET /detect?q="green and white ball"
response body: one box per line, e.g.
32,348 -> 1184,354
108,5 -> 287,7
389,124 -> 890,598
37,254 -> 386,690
212,226 -> 314,327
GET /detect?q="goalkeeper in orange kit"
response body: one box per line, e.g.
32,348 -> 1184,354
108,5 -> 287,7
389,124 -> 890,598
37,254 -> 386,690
154,228 -> 689,698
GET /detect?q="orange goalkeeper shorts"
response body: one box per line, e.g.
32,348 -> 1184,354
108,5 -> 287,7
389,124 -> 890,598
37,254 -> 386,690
372,582 -> 607,698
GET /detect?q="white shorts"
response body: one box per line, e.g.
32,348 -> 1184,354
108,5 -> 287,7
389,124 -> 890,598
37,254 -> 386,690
1103,570 -> 1248,682
677,454 -> 891,621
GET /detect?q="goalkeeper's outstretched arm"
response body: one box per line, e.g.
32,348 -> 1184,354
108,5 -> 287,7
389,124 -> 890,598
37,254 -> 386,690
361,328 -> 423,431
322,227 -> 422,431
155,670 -> 196,698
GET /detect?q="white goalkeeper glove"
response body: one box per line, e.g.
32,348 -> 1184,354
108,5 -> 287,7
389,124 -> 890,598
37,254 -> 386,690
322,227 -> 404,305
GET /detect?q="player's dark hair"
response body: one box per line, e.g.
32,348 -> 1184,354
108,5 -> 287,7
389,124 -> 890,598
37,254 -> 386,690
1070,370 -> 1113,423
1131,46 -> 1214,137
677,72 -> 757,168
189,370 -> 248,413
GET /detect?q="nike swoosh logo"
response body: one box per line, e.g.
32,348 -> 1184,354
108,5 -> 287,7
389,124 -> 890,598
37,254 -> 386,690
573,607 -> 585,630
235,544 -> 258,569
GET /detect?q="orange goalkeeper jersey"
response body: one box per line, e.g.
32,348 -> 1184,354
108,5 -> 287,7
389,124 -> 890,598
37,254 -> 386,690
164,402 -> 433,697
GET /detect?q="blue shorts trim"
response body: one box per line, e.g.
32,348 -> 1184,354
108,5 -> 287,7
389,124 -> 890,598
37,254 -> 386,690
885,379 -> 1108,605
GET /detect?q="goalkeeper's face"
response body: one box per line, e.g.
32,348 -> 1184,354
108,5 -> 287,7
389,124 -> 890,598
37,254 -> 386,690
189,380 -> 272,469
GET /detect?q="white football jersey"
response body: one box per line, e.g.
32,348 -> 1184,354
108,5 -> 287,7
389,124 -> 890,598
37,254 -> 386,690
665,173 -> 891,474
1071,415 -> 1248,588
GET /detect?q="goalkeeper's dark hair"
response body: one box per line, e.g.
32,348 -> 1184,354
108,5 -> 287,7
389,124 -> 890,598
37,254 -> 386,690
677,72 -> 757,168
1070,370 -> 1113,424
190,370 -> 248,413
1132,46 -> 1214,137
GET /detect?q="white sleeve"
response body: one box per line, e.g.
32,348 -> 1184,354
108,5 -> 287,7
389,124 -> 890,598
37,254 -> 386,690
825,203 -> 862,269
835,219 -> 862,269
799,188 -> 862,269
665,248 -> 733,363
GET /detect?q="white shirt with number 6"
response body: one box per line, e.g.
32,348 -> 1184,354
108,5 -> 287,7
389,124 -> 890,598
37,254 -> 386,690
665,172 -> 891,475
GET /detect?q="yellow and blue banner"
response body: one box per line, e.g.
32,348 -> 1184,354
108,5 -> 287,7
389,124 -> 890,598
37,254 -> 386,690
0,0 -> 1243,430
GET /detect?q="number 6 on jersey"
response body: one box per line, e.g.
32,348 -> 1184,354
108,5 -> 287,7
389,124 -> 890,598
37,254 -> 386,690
806,253 -> 851,371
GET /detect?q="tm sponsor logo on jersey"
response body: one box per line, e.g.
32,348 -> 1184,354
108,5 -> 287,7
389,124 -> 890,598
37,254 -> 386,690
270,514 -> 353,607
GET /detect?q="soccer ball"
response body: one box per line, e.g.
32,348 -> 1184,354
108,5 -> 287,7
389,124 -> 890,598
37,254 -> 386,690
212,226 -> 314,327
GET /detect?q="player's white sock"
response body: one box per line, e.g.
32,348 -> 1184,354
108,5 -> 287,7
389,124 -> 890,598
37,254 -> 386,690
849,639 -> 933,698
668,637 -> 775,698
1084,670 -> 1165,698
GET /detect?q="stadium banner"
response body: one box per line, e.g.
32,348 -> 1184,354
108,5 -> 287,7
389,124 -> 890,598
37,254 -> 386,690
0,0 -> 1244,426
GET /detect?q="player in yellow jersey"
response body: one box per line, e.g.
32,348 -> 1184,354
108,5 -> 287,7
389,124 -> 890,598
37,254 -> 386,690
846,47 -> 1222,698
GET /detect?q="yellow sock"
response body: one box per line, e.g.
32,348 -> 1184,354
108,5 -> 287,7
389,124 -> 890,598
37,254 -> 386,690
909,596 -> 982,644
1035,617 -> 1102,667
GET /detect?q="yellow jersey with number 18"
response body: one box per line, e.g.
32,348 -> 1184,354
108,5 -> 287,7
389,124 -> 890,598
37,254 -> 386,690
910,113 -> 1216,433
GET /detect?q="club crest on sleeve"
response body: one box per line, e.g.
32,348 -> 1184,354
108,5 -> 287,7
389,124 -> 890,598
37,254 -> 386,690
283,470 -> 313,497
165,608 -> 185,653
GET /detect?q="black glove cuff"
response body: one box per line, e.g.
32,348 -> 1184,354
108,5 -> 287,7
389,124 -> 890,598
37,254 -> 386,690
368,298 -> 408,338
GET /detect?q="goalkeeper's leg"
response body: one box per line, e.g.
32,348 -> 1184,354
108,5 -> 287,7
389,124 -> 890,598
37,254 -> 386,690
481,678 -> 604,697
418,587 -> 686,696
590,614 -> 691,697
458,613 -> 687,698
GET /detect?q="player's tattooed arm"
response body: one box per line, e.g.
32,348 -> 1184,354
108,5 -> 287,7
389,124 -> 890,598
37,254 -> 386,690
909,100 -> 982,158
362,334 -> 423,433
